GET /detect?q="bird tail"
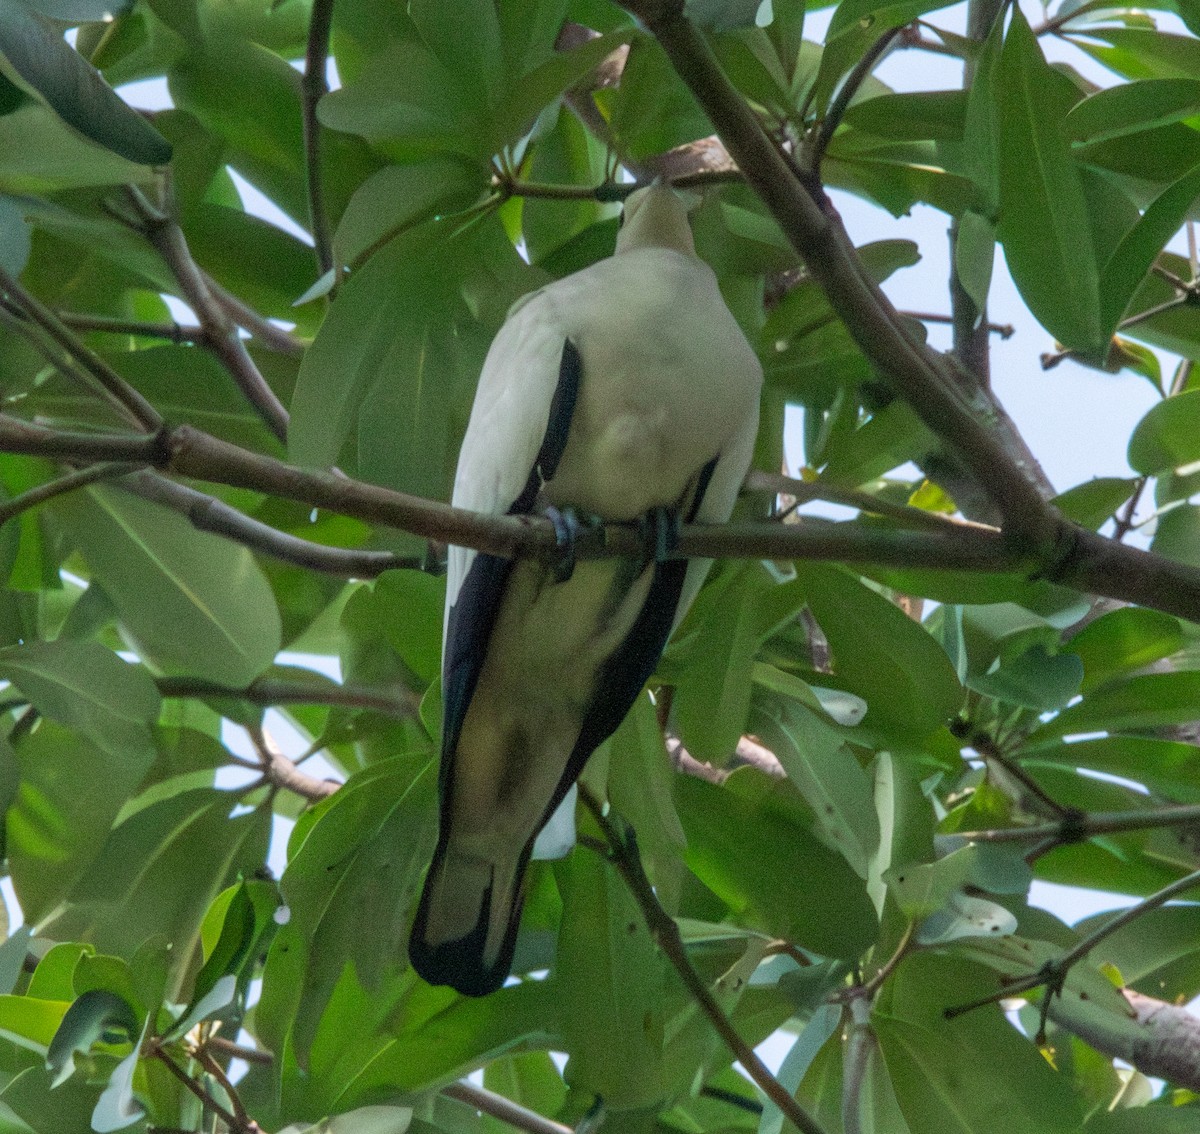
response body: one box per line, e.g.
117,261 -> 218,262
409,842 -> 523,997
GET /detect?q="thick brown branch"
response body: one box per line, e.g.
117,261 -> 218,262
4,417 -> 1200,623
618,0 -> 1058,548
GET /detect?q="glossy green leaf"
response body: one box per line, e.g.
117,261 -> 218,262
996,9 -> 1102,356
675,773 -> 879,959
673,564 -> 773,764
0,3 -> 170,164
333,158 -> 484,267
0,639 -> 159,761
7,721 -> 152,922
1069,27 -> 1200,82
0,994 -> 68,1052
1085,1107 -> 1200,1133
38,789 -> 271,996
753,697 -> 879,878
1066,78 -> 1200,145
759,1003 -> 841,1134
955,209 -> 995,315
54,484 -> 281,686
1100,161 -> 1200,334
555,848 -> 667,1109
800,566 -> 962,738
1065,606 -> 1184,690
1052,477 -> 1137,530
1129,388 -> 1200,474
46,990 -> 138,1088
968,644 -> 1084,711
1026,671 -> 1200,745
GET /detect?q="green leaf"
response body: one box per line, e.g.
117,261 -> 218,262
673,564 -> 773,764
1086,1107 -> 1200,1133
1052,477 -> 1137,530
1066,78 -> 1200,145
0,104 -> 149,192
8,721 -> 152,922
46,990 -> 138,1088
675,773 -> 879,958
90,1043 -> 143,1133
968,644 -> 1084,711
875,1012 -> 1076,1133
1128,388 -> 1200,474
38,789 -> 271,997
1074,904 -> 1200,1000
800,566 -> 963,738
1068,27 -> 1200,82
753,698 -> 880,878
1025,671 -> 1200,746
954,209 -> 995,315
889,844 -> 1031,920
0,193 -> 32,275
0,639 -> 159,761
1099,161 -> 1200,334
0,994 -> 68,1053
554,848 -> 667,1109
54,484 -> 282,686
333,158 -> 483,267
1065,606 -> 1184,691
0,3 -> 170,165
1151,502 -> 1200,566
759,1003 -> 841,1134
995,9 -> 1102,356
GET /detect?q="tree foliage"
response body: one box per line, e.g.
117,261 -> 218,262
2,0 -> 1200,1131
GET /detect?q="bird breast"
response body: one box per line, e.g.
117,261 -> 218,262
540,248 -> 760,520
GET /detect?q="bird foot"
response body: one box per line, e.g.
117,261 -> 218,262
637,506 -> 680,565
544,505 -> 600,583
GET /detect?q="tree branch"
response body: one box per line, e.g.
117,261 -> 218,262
0,265 -> 163,431
122,471 -> 415,577
444,1083 -> 574,1134
155,674 -> 420,718
57,312 -> 207,344
201,272 -> 306,356
0,462 -> 144,524
956,801 -> 1200,843
578,785 -> 831,1134
617,0 -> 1059,549
301,0 -> 335,278
125,186 -> 291,443
4,417 -> 1200,622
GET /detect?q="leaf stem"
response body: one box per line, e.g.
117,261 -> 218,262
578,785 -> 831,1134
0,462 -> 144,524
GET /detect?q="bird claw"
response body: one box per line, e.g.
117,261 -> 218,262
544,505 -> 597,583
638,506 -> 680,565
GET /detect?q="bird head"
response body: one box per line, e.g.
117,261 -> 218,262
616,181 -> 697,256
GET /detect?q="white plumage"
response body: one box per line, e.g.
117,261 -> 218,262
409,184 -> 763,995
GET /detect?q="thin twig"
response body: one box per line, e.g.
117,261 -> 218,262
810,26 -> 903,171
444,1083 -> 574,1134
201,272 -> 305,356
0,265 -> 163,431
125,186 -> 290,443
1112,478 -> 1147,543
301,0 -> 335,278
57,312 -> 206,344
246,721 -> 341,801
122,471 -> 415,577
151,1049 -> 260,1134
0,462 -> 143,524
578,785 -> 831,1134
904,311 -> 1014,338
155,674 -> 420,717
956,800 -> 1200,843
946,867 -> 1200,1021
746,469 -> 998,533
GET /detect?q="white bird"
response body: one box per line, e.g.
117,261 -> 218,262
409,183 -> 763,996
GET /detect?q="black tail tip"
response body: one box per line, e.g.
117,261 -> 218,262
408,925 -> 510,998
